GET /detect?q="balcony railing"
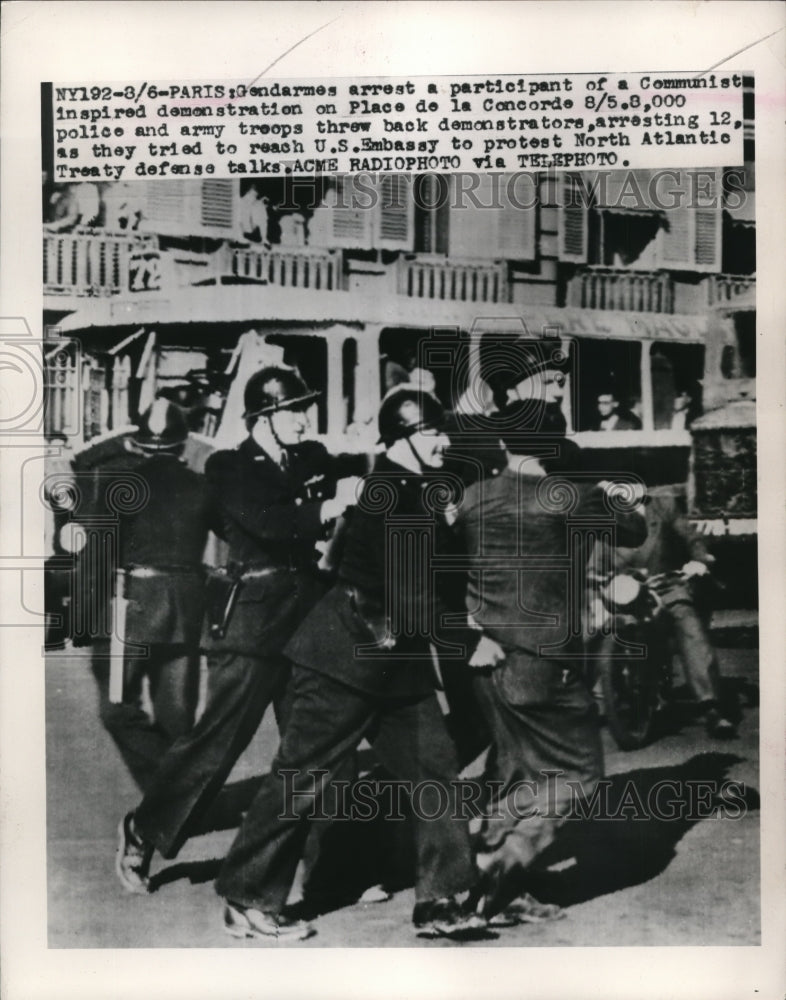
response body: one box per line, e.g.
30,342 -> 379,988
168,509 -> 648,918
222,245 -> 342,292
43,230 -> 160,297
707,274 -> 756,306
397,255 -> 509,304
566,267 -> 674,313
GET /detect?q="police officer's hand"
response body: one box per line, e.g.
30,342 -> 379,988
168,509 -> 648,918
468,634 -> 506,669
320,476 -> 362,523
682,560 -> 709,579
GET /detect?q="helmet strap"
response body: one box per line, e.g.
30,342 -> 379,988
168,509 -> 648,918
405,433 -> 427,472
264,411 -> 292,469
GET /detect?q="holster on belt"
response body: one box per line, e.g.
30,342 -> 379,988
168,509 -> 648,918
348,586 -> 395,649
205,565 -> 244,640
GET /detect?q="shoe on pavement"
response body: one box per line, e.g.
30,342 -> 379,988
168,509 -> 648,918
413,896 -> 488,940
116,812 -> 153,894
705,708 -> 737,740
223,900 -> 316,941
487,892 -> 565,927
359,884 -> 392,904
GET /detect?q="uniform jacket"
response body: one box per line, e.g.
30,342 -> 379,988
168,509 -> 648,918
285,455 -> 466,698
204,436 -> 341,655
78,452 -> 214,646
457,468 -> 647,658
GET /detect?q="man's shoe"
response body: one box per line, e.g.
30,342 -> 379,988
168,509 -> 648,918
706,708 -> 737,740
413,896 -> 487,940
223,900 -> 316,941
115,812 -> 153,894
487,892 -> 565,927
359,884 -> 392,904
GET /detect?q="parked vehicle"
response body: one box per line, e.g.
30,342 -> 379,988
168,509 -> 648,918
590,569 -> 694,751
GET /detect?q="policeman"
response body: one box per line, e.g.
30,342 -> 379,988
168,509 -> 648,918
212,388 -> 486,942
80,398 -> 214,790
116,367 -> 358,893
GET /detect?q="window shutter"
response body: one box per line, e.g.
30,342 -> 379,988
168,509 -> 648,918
694,208 -> 720,269
496,174 -> 536,260
558,174 -> 588,261
141,180 -> 188,234
376,174 -> 413,250
327,177 -> 374,249
200,179 -> 235,234
448,174 -> 498,258
659,169 -> 722,271
659,206 -> 693,266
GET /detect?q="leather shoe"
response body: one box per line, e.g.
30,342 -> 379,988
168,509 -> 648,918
413,896 -> 487,939
223,900 -> 315,941
115,812 -> 153,894
488,892 -> 565,926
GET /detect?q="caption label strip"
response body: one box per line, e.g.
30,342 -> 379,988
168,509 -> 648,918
50,72 -> 746,180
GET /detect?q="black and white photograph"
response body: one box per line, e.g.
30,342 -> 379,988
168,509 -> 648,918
2,3 -> 785,999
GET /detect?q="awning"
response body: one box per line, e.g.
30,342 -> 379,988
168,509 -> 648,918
54,285 -> 708,344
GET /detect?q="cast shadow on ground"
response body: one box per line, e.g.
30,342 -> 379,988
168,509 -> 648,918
527,751 -> 760,908
148,740 -> 758,911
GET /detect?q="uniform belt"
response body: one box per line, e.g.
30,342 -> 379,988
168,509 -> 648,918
240,566 -> 281,580
125,565 -> 202,578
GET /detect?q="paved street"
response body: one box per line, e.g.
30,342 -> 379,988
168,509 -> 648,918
45,640 -> 759,949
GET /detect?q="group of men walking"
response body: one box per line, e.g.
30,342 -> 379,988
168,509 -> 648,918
64,359 -> 735,942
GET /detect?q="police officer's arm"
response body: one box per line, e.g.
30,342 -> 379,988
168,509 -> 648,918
206,454 -> 327,542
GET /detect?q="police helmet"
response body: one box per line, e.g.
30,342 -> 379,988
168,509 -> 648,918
132,398 -> 188,452
243,366 -> 320,420
378,388 -> 445,446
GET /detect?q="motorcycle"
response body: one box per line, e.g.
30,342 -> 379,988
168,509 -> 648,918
587,569 -> 694,751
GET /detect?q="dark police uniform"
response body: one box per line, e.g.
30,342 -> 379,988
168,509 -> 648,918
133,435 -> 338,859
88,450 -> 213,789
213,454 -> 476,915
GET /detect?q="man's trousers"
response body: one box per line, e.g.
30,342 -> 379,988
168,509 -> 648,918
133,651 -> 291,858
92,642 -> 200,790
214,663 -> 476,912
471,649 -> 603,901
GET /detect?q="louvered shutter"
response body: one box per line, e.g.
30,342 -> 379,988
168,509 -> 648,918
496,174 -> 536,260
448,174 -> 498,258
558,174 -> 588,262
659,169 -> 721,270
327,176 -> 374,249
200,179 -> 235,235
659,206 -> 693,266
694,208 -> 721,269
141,180 -> 188,235
376,174 -> 413,250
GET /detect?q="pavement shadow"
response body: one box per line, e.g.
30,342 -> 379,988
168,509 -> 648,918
146,751 -> 760,910
525,751 -> 760,908
149,857 -> 223,892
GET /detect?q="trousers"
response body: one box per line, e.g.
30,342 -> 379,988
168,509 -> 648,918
214,664 -> 475,912
666,599 -> 722,705
92,642 -> 200,790
471,649 -> 603,902
134,651 -> 291,858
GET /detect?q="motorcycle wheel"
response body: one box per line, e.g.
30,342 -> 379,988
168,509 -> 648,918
598,632 -> 662,750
